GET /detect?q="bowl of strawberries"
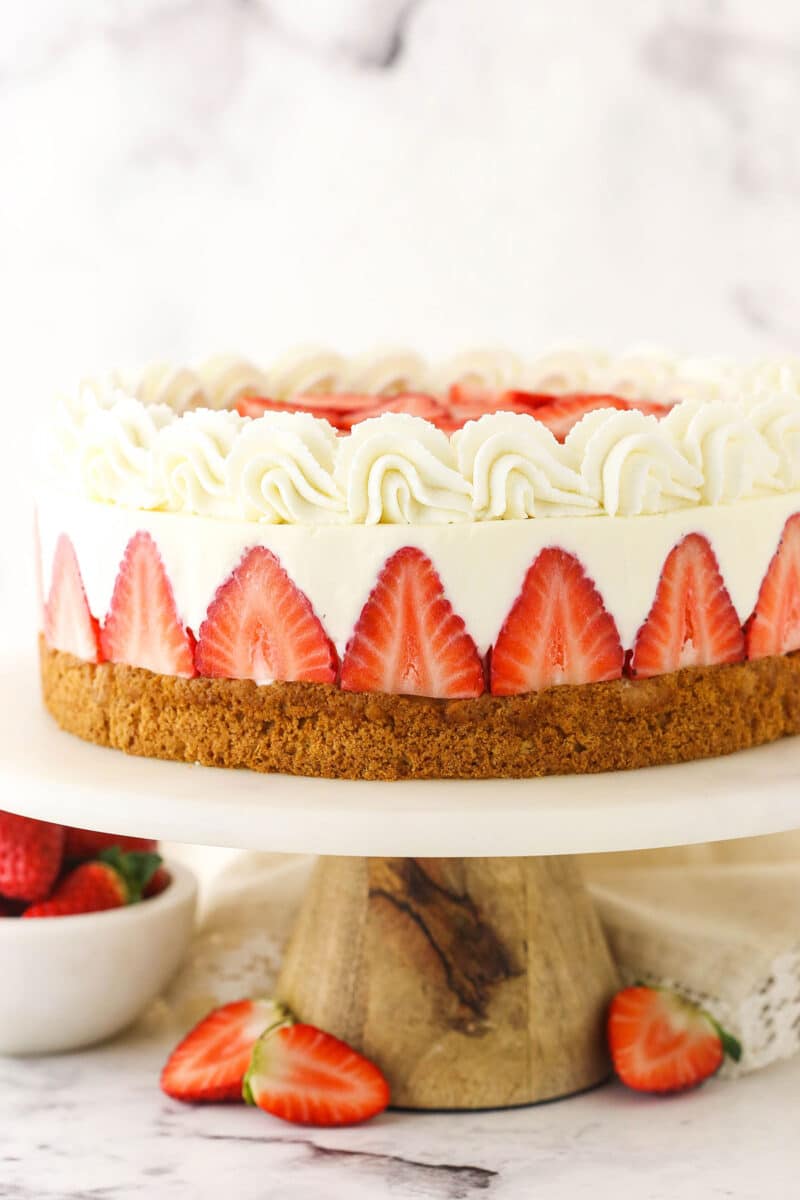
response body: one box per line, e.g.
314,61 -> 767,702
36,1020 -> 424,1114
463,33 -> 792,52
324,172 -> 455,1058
0,811 -> 197,1055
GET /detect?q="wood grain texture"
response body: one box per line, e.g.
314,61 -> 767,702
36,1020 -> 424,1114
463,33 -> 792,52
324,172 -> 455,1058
277,855 -> 619,1109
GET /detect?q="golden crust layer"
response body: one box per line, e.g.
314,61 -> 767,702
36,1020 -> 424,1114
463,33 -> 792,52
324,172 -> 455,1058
39,638 -> 800,781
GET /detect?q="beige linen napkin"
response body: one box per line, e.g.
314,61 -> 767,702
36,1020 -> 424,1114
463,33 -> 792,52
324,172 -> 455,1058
164,835 -> 800,1075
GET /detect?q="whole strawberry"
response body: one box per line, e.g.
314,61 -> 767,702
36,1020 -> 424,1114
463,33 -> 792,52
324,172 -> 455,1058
0,811 -> 64,902
143,865 -> 171,900
23,848 -> 162,918
64,827 -> 157,861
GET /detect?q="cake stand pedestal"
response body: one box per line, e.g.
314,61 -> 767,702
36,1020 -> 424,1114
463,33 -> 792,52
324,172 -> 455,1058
278,854 -> 617,1107
3,653 -> 800,1109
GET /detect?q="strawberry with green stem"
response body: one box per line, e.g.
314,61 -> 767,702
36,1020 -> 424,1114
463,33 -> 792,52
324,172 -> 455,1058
23,848 -> 161,918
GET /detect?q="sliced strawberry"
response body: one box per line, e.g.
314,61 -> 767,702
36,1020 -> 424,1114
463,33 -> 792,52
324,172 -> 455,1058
340,547 -> 485,698
100,532 -> 195,677
446,387 -> 669,439
490,548 -> 623,695
745,514 -> 800,659
43,534 -> 101,663
244,1022 -> 390,1127
511,393 -> 634,441
195,547 -> 338,684
334,393 -> 448,431
608,985 -> 741,1094
161,999 -> 292,1103
631,534 -> 744,678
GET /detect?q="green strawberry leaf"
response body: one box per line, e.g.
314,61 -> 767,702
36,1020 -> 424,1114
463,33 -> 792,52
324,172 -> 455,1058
98,847 -> 162,903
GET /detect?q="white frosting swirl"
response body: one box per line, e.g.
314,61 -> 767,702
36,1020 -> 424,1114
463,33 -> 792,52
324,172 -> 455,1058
453,413 -> 597,519
264,347 -> 347,398
335,414 -> 472,525
156,409 -> 243,517
135,362 -> 206,414
227,412 -> 346,524
340,349 -> 428,395
525,346 -> 611,394
565,410 -> 703,516
742,363 -> 800,488
80,395 -> 175,509
45,349 -> 800,525
430,349 -> 524,393
196,355 -> 269,410
661,399 -> 779,504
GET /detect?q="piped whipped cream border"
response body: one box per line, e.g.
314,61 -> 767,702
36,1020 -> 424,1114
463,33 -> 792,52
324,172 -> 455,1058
44,347 -> 800,525
37,487 -> 800,655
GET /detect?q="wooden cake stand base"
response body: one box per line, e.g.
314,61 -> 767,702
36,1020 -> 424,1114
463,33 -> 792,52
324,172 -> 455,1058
8,654 -> 800,1109
277,855 -> 619,1109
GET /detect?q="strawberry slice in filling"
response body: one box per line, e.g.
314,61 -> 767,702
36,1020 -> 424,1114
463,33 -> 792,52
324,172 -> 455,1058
746,513 -> 800,659
490,547 -> 623,695
195,547 -> 337,684
101,531 -> 196,677
340,546 -> 485,698
631,534 -> 744,678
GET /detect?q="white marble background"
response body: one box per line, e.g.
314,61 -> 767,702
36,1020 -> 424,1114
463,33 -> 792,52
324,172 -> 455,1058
4,0 -> 800,633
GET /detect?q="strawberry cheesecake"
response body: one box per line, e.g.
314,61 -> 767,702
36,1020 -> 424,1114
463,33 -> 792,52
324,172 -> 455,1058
37,347 -> 800,779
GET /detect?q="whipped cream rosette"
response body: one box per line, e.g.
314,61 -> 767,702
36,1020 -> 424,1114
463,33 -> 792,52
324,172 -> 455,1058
565,409 -> 702,517
227,411 -> 346,524
453,412 -> 597,519
335,413 -> 472,525
156,409 -> 244,518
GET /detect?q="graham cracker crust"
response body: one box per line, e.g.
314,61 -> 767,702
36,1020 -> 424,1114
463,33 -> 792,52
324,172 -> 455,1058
39,638 -> 800,780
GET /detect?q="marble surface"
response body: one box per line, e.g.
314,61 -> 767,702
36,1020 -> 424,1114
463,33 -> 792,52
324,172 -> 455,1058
5,1 -> 800,647
0,1022 -> 798,1199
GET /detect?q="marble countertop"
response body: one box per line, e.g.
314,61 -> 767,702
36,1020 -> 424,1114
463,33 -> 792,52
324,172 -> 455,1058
1,1022 -> 797,1199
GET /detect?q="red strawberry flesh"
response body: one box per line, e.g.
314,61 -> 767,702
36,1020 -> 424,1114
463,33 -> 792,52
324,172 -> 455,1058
608,985 -> 741,1094
161,999 -> 291,1103
746,513 -> 800,659
43,534 -> 101,663
195,547 -> 337,684
340,546 -> 485,698
244,1022 -> 390,1126
101,531 -> 195,677
631,534 -> 745,678
490,548 -> 623,695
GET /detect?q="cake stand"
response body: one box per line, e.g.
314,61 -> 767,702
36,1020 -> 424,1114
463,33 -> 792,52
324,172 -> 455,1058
4,651 -> 800,1109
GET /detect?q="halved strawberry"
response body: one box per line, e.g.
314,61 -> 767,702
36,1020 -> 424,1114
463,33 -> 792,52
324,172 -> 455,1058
43,534 -> 101,663
745,514 -> 800,659
101,532 -> 195,677
631,534 -> 744,678
161,999 -> 292,1103
244,1022 -> 390,1127
490,548 -> 623,695
608,985 -> 741,1094
340,546 -> 485,698
195,547 -> 338,684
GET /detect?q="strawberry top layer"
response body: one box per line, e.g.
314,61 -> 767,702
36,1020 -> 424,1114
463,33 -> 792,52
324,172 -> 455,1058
236,387 -> 670,442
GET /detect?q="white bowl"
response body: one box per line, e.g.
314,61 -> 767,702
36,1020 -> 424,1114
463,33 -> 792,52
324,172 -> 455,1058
0,859 -> 197,1055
